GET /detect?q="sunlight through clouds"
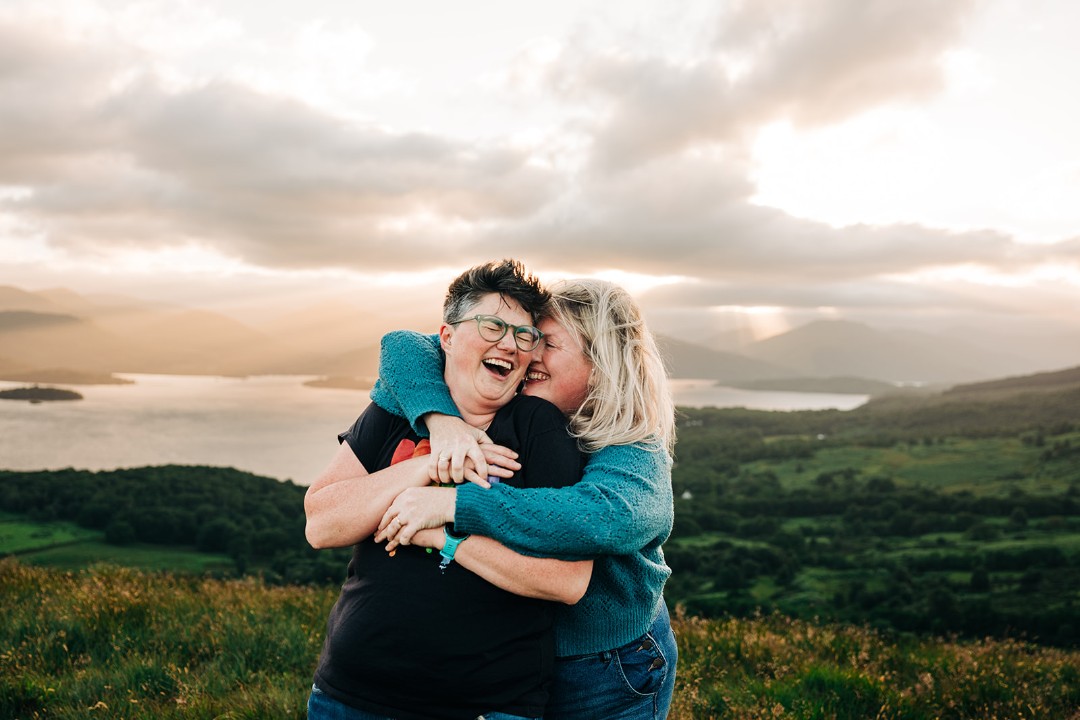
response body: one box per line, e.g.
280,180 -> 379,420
1,0 -> 1079,360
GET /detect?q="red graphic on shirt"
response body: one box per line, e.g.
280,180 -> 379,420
390,438 -> 431,466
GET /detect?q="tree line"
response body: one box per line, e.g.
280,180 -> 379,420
0,465 -> 349,585
665,396 -> 1080,648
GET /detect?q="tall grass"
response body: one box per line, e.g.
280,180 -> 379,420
3,559 -> 1078,719
670,609 -> 1080,719
1,559 -> 336,719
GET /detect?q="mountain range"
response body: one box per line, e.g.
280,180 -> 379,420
1,285 -> 1077,388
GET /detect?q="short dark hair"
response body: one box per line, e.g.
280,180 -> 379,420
443,259 -> 549,323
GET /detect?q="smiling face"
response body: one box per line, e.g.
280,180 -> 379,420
522,316 -> 592,415
440,292 -> 535,422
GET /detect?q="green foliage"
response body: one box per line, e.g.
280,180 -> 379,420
670,403 -> 1080,647
0,465 -> 349,585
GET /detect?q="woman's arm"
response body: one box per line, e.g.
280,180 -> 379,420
369,331 -> 458,433
409,527 -> 592,605
304,443 -> 432,549
370,330 -> 502,482
453,443 -> 674,558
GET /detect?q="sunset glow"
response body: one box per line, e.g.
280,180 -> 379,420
0,0 -> 1078,349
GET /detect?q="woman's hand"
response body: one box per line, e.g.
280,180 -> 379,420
425,414 -> 520,487
374,486 -> 456,552
408,526 -> 444,551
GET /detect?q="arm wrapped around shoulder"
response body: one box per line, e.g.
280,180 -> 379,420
369,330 -> 458,435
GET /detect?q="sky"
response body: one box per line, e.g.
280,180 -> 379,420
2,0 -> 1079,345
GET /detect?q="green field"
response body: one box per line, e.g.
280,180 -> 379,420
1,513 -> 234,574
0,512 -> 101,554
668,419 -> 1080,646
745,436 -> 1062,495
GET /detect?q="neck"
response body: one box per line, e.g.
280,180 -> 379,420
458,410 -> 495,430
448,387 -> 499,430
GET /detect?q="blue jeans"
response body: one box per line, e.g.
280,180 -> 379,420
545,603 -> 677,720
307,683 -> 539,720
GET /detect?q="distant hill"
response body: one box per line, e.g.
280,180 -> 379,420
0,310 -> 82,332
0,287 -> 385,379
0,285 -> 1073,386
0,286 -> 61,313
944,365 -> 1080,396
0,310 -> 149,373
742,319 -> 1034,384
656,335 -> 793,382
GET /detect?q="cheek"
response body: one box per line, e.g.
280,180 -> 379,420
554,360 -> 591,411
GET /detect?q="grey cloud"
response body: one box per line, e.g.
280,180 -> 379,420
715,0 -> 978,124
0,19 -> 130,181
2,0 -> 1066,323
552,0 -> 980,172
488,151 -> 1018,285
2,18 -> 556,270
17,77 -> 557,268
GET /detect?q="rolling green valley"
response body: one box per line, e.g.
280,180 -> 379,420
2,369 -> 1079,718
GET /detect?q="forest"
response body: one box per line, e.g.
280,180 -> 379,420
2,375 -> 1078,649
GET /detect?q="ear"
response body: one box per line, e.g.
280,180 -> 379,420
438,323 -> 454,352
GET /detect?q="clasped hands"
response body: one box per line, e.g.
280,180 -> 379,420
374,414 -> 520,553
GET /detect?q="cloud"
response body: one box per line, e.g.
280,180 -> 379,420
0,15 -> 131,181
544,0 -> 981,172
482,146 -> 1021,286
2,0 -> 1075,335
1,15 -> 557,269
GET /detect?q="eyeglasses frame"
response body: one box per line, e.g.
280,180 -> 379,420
448,314 -> 544,352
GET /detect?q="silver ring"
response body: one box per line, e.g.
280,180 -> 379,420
438,454 -> 450,463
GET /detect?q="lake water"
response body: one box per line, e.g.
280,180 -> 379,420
0,374 -> 867,485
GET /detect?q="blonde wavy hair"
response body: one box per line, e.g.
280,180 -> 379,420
548,278 -> 675,454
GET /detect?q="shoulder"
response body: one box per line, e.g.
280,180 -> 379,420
590,440 -> 669,463
587,441 -> 672,476
340,403 -> 406,444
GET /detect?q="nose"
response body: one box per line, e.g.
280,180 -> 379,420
495,330 -> 519,352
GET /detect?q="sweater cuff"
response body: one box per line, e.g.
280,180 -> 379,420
453,483 -> 493,536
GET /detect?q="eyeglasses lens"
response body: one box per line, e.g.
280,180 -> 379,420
472,315 -> 540,351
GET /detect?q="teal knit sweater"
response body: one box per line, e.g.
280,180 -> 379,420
369,331 -> 674,657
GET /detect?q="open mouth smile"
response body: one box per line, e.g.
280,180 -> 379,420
525,369 -> 549,384
483,357 -> 514,378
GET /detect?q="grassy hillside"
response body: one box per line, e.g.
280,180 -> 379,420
3,560 -> 1078,720
669,408 -> 1080,646
944,364 -> 1080,396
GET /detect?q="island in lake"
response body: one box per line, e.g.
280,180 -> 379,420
0,385 -> 83,403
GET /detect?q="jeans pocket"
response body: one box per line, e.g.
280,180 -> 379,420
613,631 -> 667,697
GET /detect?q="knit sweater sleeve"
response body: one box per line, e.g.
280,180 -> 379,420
454,442 -> 673,558
368,330 -> 460,436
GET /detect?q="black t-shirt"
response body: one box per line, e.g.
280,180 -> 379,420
314,394 -> 584,720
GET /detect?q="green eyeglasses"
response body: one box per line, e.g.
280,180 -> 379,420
449,314 -> 544,352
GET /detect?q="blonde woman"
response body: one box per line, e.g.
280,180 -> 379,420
372,278 -> 678,720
